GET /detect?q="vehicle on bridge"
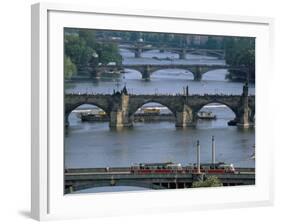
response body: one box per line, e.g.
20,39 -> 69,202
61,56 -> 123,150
199,163 -> 236,174
130,162 -> 236,174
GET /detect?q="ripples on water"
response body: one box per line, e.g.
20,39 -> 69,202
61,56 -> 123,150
66,105 -> 254,169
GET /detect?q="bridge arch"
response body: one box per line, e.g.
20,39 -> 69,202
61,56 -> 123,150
123,66 -> 197,80
199,67 -> 248,82
65,103 -> 109,126
201,68 -> 228,81
123,68 -> 143,79
193,101 -> 238,124
150,68 -> 194,80
129,100 -> 177,119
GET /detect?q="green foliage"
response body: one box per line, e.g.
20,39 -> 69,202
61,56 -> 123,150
205,37 -> 220,49
78,29 -> 97,49
64,34 -> 93,70
224,37 -> 255,81
64,29 -> 122,75
224,37 -> 255,65
192,176 -> 223,188
64,56 -> 77,80
96,43 -> 122,65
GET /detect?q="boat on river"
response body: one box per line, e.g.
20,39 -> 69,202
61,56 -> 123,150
197,111 -> 216,120
141,107 -> 161,115
79,110 -> 109,122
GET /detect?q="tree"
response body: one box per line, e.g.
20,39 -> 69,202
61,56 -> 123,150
192,176 -> 223,188
64,29 -> 122,75
78,29 -> 97,49
205,37 -> 219,49
64,56 -> 77,80
224,37 -> 255,81
64,34 -> 94,71
96,43 -> 122,65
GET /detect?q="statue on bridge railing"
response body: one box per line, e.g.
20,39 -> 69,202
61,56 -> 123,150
122,85 -> 128,95
243,81 -> 249,96
112,85 -> 128,96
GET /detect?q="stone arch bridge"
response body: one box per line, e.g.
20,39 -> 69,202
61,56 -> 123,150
120,45 -> 225,59
94,64 -> 248,81
65,84 -> 254,128
96,38 -> 225,59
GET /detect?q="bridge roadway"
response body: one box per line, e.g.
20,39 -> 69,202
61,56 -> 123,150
64,167 -> 255,193
95,63 -> 248,81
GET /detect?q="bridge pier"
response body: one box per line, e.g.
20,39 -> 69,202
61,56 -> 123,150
109,92 -> 133,128
134,48 -> 142,58
179,49 -> 186,60
141,65 -> 151,80
237,110 -> 251,128
175,105 -> 194,127
237,83 -> 251,128
109,110 -> 133,128
193,66 -> 203,81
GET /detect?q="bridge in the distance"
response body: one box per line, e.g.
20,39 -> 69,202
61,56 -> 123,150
96,38 -> 225,59
120,45 -> 225,59
64,167 -> 255,193
94,64 -> 248,81
90,39 -> 251,81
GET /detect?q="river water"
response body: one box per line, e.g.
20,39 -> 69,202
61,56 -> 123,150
65,49 -> 255,193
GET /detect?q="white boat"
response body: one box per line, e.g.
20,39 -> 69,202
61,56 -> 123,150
197,111 -> 216,120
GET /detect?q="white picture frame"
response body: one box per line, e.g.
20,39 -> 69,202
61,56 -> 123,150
31,2 -> 274,221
